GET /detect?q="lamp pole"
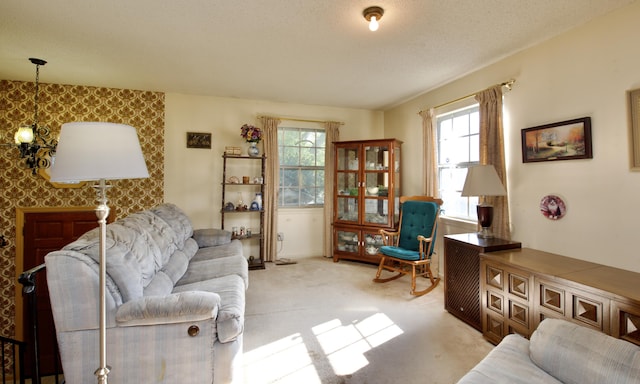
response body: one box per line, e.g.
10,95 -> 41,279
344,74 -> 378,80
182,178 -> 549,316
94,179 -> 111,384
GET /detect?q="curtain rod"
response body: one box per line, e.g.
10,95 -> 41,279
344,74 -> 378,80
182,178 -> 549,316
418,79 -> 516,114
257,115 -> 344,125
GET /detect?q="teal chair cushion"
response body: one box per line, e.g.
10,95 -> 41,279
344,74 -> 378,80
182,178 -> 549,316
379,246 -> 420,261
380,200 -> 439,261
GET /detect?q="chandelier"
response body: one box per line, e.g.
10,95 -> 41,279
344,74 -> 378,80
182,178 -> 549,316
14,58 -> 58,174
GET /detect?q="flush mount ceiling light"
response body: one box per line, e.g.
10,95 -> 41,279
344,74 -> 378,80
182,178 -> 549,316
363,6 -> 384,31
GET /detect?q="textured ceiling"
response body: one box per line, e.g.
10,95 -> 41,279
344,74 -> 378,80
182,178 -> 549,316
0,0 -> 635,110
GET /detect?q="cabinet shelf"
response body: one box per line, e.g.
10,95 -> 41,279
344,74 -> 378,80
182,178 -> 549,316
232,234 -> 263,240
222,183 -> 264,186
221,209 -> 264,214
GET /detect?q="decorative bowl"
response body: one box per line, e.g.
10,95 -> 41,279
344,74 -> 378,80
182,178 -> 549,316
367,187 -> 379,195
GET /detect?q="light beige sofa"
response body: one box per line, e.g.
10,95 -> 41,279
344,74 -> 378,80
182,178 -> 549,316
45,203 -> 247,383
457,318 -> 640,384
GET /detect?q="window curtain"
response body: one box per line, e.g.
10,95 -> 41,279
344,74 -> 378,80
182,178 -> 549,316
323,122 -> 340,258
260,116 -> 281,261
475,86 -> 510,239
419,108 -> 439,197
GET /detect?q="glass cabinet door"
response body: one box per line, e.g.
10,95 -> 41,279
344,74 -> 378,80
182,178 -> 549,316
363,144 -> 390,226
336,228 -> 359,254
336,145 -> 360,171
393,143 -> 401,225
336,144 -> 360,223
363,230 -> 385,256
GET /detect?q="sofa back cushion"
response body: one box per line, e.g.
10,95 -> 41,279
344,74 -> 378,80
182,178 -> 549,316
150,203 -> 194,250
63,203 -> 195,302
530,318 -> 640,384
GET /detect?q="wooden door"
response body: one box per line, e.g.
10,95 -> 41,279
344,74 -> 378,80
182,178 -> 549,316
20,209 -> 103,377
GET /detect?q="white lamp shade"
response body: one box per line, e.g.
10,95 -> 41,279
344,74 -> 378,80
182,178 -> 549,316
50,122 -> 149,182
461,165 -> 506,197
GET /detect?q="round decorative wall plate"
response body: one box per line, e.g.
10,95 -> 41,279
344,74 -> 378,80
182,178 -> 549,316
540,195 -> 566,220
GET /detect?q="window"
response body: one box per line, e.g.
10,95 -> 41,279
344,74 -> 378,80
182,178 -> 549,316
437,104 -> 480,220
278,127 -> 325,207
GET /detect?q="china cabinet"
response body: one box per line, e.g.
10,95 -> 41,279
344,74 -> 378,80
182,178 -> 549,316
221,154 -> 266,269
332,139 -> 402,264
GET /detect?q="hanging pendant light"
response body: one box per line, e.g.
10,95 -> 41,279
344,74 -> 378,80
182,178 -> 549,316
14,58 -> 58,174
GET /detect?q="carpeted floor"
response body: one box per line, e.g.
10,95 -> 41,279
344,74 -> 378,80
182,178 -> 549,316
243,256 -> 492,384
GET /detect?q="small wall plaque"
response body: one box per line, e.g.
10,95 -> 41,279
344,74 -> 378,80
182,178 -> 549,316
186,132 -> 211,149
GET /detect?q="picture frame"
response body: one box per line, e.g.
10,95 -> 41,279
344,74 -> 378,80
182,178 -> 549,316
186,132 -> 211,149
628,88 -> 640,171
521,117 -> 592,163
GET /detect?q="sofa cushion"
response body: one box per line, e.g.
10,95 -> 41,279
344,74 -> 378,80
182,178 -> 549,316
176,253 -> 249,289
174,274 -> 245,343
191,240 -> 244,262
457,333 -> 561,384
193,228 -> 232,248
530,319 -> 640,384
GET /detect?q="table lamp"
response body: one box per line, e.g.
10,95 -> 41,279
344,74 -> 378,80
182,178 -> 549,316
49,122 -> 149,383
461,165 -> 506,239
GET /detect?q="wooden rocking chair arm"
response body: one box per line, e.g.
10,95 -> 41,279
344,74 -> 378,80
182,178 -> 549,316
417,235 -> 435,260
417,235 -> 433,243
379,228 -> 400,246
379,229 -> 399,236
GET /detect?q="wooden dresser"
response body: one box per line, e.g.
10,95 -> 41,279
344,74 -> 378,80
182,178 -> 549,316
480,248 -> 640,346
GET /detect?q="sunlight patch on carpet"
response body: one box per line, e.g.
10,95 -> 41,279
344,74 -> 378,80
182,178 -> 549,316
243,313 -> 403,382
313,313 -> 404,375
243,333 -> 321,383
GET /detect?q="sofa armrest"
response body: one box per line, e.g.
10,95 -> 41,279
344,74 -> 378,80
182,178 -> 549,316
116,291 -> 220,327
192,228 -> 231,248
530,319 -> 640,384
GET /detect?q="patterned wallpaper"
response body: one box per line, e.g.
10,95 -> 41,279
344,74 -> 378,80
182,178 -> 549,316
0,80 -> 165,344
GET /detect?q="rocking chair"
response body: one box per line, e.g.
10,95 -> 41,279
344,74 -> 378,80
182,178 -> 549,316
373,196 -> 443,296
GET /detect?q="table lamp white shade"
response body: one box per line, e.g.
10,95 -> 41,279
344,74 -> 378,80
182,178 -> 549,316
50,122 -> 149,183
461,165 -> 506,197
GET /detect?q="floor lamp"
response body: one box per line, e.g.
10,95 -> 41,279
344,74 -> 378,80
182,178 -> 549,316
49,122 -> 149,384
461,165 -> 506,239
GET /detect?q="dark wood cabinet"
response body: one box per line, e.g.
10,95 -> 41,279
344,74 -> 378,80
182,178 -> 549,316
444,233 -> 521,331
480,248 -> 640,346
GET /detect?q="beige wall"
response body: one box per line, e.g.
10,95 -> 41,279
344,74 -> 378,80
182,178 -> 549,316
164,93 -> 384,259
385,1 -> 640,273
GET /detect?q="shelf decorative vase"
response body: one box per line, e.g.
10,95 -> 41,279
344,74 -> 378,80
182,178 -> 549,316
253,192 -> 263,210
247,142 -> 260,157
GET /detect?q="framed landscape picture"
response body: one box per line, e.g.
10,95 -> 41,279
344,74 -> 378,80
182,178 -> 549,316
186,132 -> 212,149
521,117 -> 592,163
